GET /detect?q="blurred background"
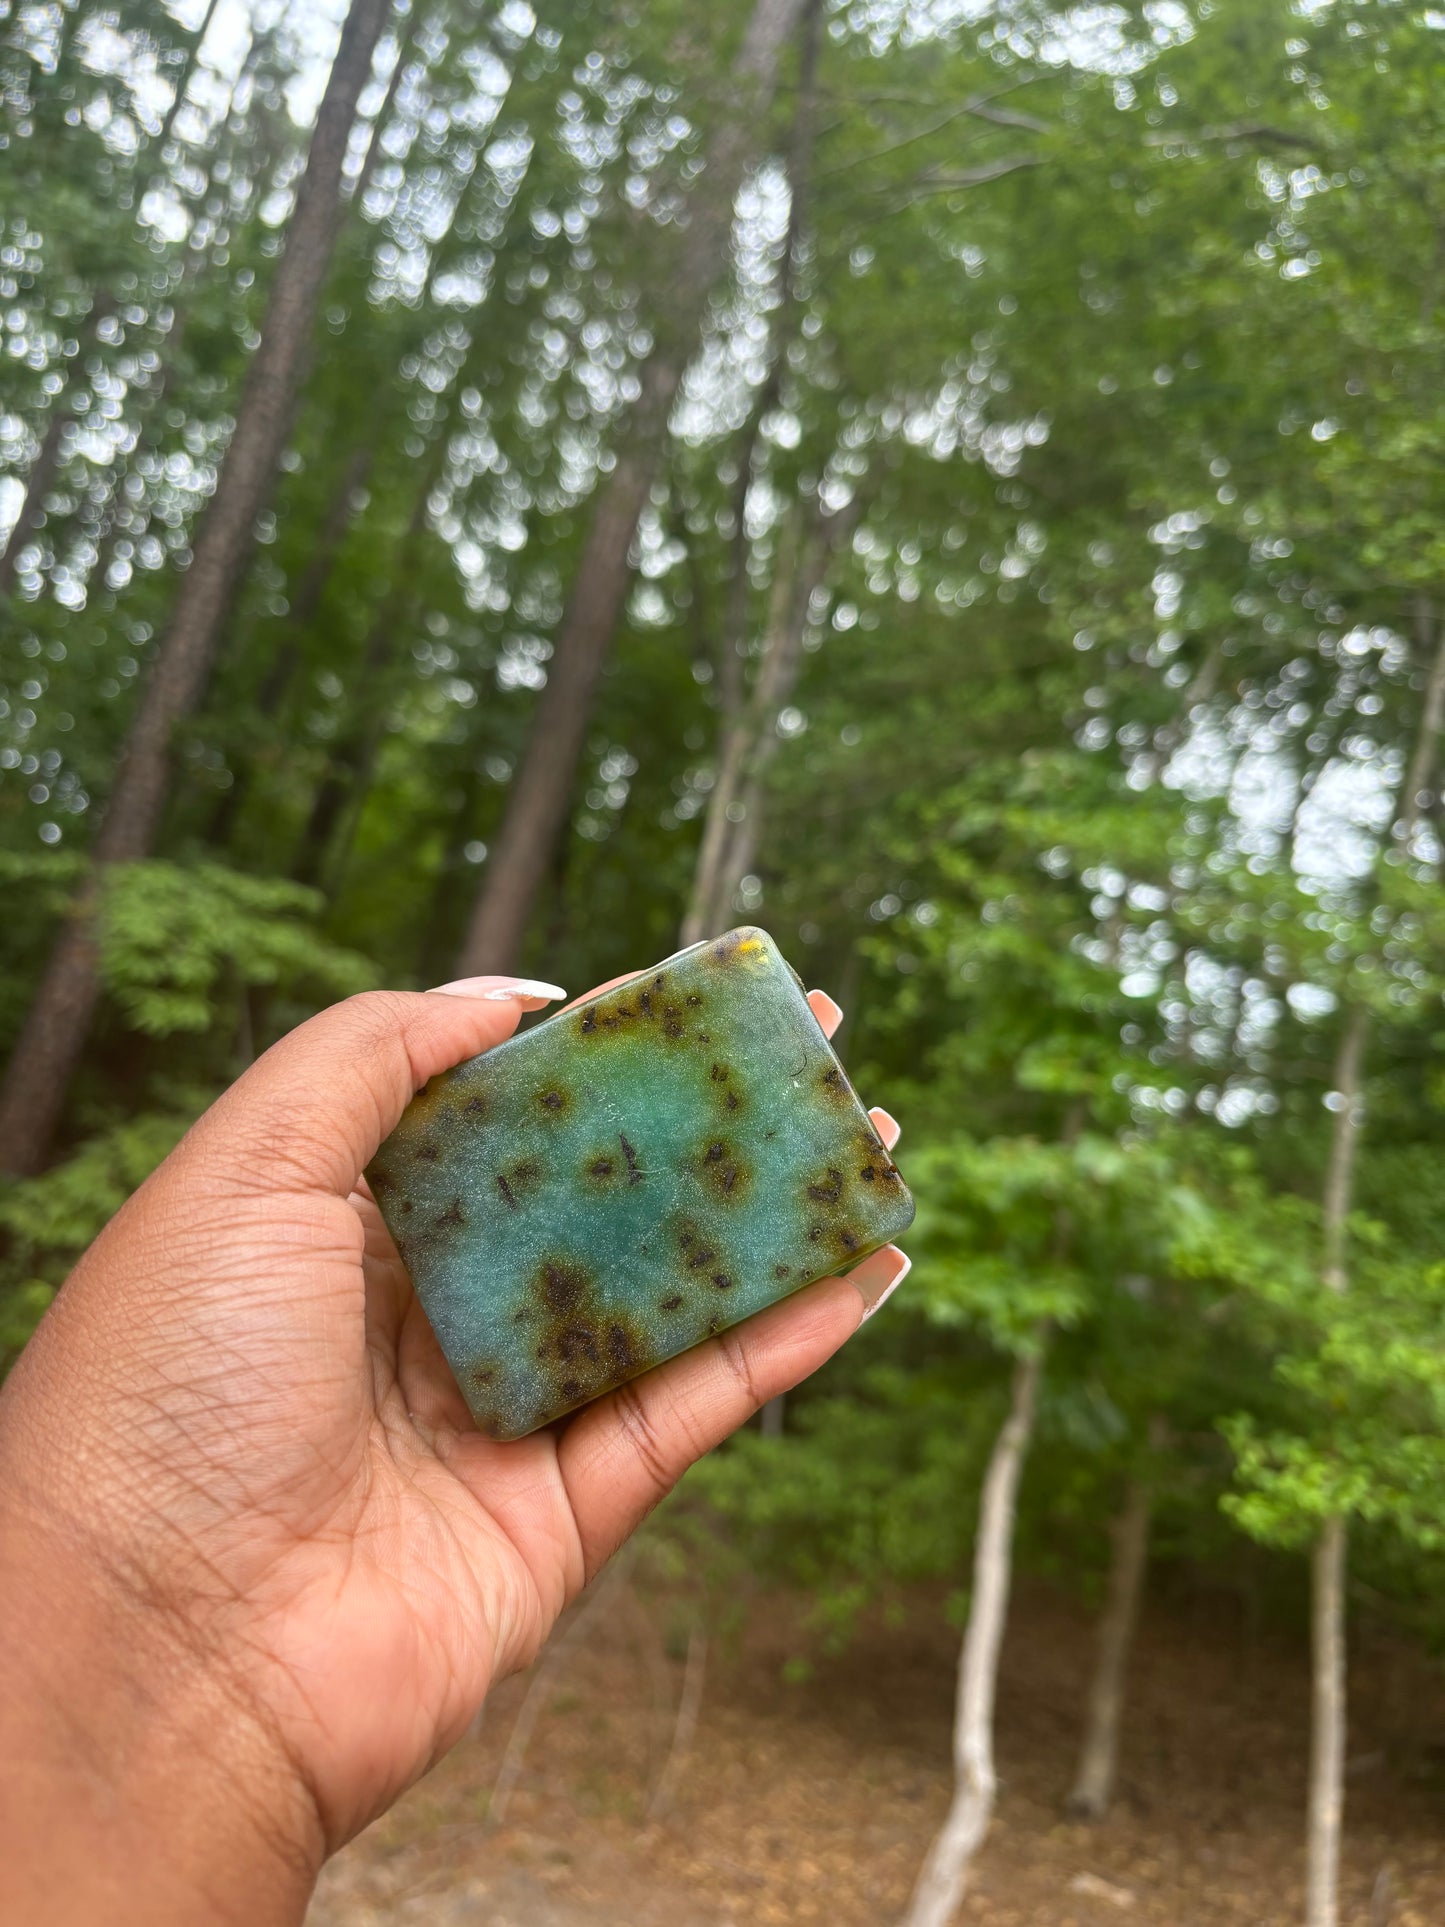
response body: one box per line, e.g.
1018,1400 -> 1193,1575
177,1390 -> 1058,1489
4,0 -> 1445,1920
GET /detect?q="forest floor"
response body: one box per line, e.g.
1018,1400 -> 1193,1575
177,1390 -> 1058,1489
308,1574 -> 1445,1927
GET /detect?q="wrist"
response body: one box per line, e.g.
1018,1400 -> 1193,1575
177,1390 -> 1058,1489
0,1487 -> 325,1927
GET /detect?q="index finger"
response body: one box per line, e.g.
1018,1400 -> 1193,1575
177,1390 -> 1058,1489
556,1243 -> 909,1578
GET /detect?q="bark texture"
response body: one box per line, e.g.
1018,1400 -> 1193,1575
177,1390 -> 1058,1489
904,1343 -> 1044,1927
1304,595 -> 1445,1927
455,0 -> 809,976
681,490 -> 865,945
291,453 -> 438,889
1067,1472 -> 1152,1821
207,441 -> 376,849
0,398 -> 70,599
0,0 -> 393,1176
1308,1515 -> 1349,1927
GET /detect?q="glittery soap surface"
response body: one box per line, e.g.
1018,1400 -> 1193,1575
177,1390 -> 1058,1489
367,926 -> 915,1440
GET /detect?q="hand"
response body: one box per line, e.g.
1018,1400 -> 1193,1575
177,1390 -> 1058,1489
0,975 -> 908,1926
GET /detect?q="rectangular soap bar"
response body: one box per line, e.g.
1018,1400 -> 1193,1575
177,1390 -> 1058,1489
367,926 -> 914,1440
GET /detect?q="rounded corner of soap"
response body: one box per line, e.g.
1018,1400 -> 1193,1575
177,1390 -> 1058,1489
461,1398 -> 535,1445
892,1186 -> 918,1238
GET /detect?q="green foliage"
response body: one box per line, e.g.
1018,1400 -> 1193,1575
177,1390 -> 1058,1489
5,0 -> 1445,1682
680,1363 -> 1000,1648
96,862 -> 377,1036
0,1101 -> 202,1369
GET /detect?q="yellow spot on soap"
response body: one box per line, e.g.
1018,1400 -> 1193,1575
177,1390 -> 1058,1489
738,938 -> 763,954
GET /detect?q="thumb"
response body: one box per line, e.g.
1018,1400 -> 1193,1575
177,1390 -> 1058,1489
179,978 -> 567,1198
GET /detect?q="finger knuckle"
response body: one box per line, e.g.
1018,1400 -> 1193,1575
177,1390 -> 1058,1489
715,1326 -> 768,1415
612,1377 -> 677,1507
340,988 -> 417,1040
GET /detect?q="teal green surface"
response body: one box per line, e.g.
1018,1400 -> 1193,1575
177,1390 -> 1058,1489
367,927 -> 914,1439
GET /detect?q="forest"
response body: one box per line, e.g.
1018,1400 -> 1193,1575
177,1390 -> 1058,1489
4,0 -> 1445,1921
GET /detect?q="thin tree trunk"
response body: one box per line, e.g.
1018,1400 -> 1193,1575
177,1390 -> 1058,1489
455,0 -> 809,977
1371,1865 -> 1394,1927
13,0 -> 226,601
682,511 -> 803,943
0,299 -> 122,598
291,602 -> 409,890
285,11 -> 544,893
0,401 -> 69,597
681,485 -> 867,945
904,1341 -> 1044,1927
152,0 -> 223,156
1304,594 -> 1445,1927
1067,1471 -> 1152,1821
648,1620 -> 709,1820
1306,1001 -> 1364,1927
348,5 -> 415,206
0,0 -> 394,1177
291,443 -> 440,889
1397,593 -> 1445,853
1308,1513 -> 1349,1927
91,20 -> 283,598
283,454 -> 380,641
488,1551 -> 634,1824
207,441 -> 376,848
701,0 -> 823,756
416,757 -> 488,975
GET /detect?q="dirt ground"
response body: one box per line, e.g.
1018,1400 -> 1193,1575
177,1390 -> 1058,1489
307,1577 -> 1445,1927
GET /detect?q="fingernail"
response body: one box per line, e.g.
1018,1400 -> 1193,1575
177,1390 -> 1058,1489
858,1248 -> 911,1321
427,977 -> 568,1001
808,989 -> 844,1032
483,979 -> 568,1002
870,1106 -> 901,1150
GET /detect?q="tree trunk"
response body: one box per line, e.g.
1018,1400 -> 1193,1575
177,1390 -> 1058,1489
648,1619 -> 709,1820
280,0 -> 542,889
290,436 -> 445,890
1304,595 -> 1445,1927
349,5 -> 414,207
0,400 -> 69,598
454,0 -> 809,977
1308,1514 -> 1349,1927
680,488 -> 865,945
206,441 -> 375,849
682,510 -> 804,943
14,0 -> 229,603
488,1549 -> 635,1824
1397,593 -> 1445,855
1066,1471 -> 1152,1821
904,1341 -> 1044,1927
0,298 -> 123,600
91,14 -> 284,599
152,0 -> 223,156
695,0 -> 823,783
1305,1001 -> 1364,1927
0,0 -> 393,1177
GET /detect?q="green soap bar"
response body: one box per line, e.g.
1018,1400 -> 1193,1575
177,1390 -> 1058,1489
367,926 -> 914,1440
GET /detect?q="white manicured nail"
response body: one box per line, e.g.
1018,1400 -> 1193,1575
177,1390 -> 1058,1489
808,989 -> 844,1034
482,979 -> 568,1002
869,1106 -> 901,1150
427,976 -> 567,1001
861,1250 -> 911,1321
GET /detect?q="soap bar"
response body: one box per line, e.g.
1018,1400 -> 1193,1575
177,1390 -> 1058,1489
367,926 -> 914,1440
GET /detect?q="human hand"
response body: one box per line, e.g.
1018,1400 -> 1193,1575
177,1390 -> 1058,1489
0,975 -> 908,1925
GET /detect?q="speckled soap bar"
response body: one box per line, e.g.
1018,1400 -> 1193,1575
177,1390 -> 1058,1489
367,926 -> 914,1440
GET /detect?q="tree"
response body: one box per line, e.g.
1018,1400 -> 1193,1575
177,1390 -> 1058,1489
0,0 -> 395,1173
1066,1421 -> 1161,1821
455,0 -> 812,975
